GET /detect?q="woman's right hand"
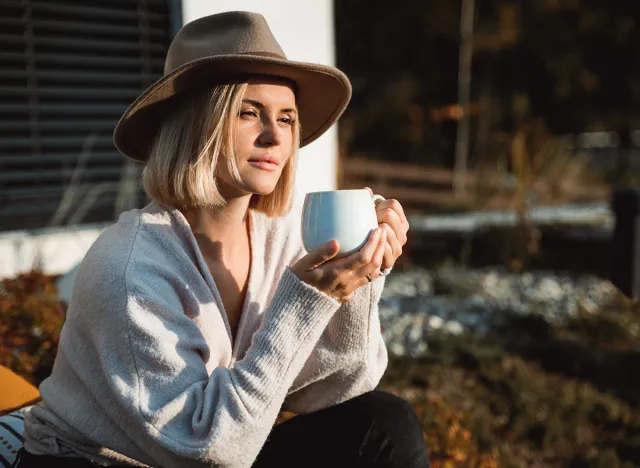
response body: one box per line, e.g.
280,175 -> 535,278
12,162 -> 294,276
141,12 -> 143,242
290,228 -> 387,303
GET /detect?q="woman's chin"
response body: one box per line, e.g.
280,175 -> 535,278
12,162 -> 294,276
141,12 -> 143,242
241,177 -> 279,196
245,182 -> 277,197
253,188 -> 277,197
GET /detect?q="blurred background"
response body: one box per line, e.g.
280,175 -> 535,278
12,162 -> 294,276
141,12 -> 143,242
1,1 -> 640,467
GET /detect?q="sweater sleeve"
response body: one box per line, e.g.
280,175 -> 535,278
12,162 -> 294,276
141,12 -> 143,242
282,272 -> 389,414
87,264 -> 340,468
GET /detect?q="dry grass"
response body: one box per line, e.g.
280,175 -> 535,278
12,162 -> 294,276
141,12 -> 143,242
0,271 -> 65,384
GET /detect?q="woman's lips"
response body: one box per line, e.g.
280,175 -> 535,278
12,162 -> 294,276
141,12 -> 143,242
248,159 -> 279,171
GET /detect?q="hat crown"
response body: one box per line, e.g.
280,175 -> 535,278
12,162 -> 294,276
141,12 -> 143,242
165,11 -> 287,74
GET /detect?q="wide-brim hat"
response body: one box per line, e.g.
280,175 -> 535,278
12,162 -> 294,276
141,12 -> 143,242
113,11 -> 352,163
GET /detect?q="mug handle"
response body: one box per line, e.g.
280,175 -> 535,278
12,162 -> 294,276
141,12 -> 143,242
372,194 -> 385,206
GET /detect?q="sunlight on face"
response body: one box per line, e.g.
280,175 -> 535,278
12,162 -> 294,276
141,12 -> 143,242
219,77 -> 297,198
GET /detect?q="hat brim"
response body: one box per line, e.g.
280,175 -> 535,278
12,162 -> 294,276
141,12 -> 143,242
113,54 -> 352,162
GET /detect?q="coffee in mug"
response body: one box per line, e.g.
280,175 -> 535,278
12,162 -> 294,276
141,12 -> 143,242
301,189 -> 384,257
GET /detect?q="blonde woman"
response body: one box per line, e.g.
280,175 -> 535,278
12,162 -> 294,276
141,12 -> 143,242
19,12 -> 429,468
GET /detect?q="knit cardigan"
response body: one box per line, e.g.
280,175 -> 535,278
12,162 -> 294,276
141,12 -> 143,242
24,199 -> 388,468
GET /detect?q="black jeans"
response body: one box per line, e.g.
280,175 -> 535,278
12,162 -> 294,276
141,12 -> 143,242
15,390 -> 430,468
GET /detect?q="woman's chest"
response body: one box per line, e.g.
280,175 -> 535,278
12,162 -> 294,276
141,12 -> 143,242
195,255 -> 292,367
207,258 -> 250,339
191,215 -> 305,365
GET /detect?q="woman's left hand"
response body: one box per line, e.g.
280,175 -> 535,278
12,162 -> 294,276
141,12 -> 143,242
365,187 -> 409,271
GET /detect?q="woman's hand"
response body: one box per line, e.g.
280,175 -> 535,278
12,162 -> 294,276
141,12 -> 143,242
365,187 -> 409,271
291,227 -> 387,303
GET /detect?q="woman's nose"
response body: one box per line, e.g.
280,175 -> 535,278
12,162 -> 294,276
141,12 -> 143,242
258,118 -> 283,147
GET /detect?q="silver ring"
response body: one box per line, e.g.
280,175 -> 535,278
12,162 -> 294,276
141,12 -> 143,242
366,274 -> 373,282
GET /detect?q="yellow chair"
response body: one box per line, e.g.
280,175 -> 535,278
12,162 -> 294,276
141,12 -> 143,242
0,366 -> 40,416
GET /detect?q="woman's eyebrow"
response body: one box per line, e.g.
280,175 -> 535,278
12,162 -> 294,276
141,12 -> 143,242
242,99 -> 297,115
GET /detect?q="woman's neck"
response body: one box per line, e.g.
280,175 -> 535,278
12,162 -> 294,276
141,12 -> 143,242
181,195 -> 252,263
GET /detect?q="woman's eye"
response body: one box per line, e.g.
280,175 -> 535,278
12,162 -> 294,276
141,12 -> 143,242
280,117 -> 295,125
240,110 -> 257,118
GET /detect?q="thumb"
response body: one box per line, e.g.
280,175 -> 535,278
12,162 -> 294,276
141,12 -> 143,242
301,240 -> 340,271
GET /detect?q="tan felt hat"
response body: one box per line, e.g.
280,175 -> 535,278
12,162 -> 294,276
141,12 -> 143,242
113,11 -> 352,162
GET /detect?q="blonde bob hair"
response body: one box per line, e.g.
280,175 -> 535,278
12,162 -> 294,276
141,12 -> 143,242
142,78 -> 300,217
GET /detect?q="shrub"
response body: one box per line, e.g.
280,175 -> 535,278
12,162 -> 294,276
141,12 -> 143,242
0,271 -> 66,385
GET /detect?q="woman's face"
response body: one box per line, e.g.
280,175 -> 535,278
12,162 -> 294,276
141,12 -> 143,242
218,77 -> 297,198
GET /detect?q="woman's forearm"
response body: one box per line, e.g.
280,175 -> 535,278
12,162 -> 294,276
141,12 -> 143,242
282,274 -> 388,414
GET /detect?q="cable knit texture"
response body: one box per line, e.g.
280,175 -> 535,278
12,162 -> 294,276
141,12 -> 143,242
24,198 -> 388,468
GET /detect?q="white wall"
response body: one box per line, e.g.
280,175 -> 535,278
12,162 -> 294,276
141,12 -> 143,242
182,0 -> 339,198
0,224 -> 107,280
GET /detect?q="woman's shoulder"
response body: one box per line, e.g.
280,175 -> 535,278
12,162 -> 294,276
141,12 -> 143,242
75,203 -> 194,293
86,203 -> 169,260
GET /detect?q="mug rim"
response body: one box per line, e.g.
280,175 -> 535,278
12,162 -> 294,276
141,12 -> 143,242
304,188 -> 367,195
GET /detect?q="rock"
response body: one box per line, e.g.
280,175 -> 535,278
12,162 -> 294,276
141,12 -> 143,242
444,321 -> 464,335
384,267 -> 434,297
428,315 -> 444,330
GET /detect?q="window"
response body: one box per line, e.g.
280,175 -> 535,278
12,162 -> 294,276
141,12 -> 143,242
0,0 -> 180,231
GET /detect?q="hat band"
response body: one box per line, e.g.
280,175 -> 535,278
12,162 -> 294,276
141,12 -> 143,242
237,51 -> 286,59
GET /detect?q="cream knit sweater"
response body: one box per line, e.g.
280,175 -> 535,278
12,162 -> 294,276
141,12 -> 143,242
24,199 -> 388,468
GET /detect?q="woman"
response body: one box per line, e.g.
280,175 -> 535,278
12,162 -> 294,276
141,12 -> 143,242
18,11 -> 429,468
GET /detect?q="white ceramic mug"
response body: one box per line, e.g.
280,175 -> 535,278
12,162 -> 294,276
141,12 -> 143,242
301,189 -> 385,257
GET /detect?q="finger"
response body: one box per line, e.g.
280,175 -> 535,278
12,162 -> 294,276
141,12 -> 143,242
381,242 -> 394,271
379,223 -> 401,271
300,240 -> 340,271
351,233 -> 386,291
332,227 -> 381,271
357,227 -> 387,280
374,229 -> 388,273
377,207 -> 407,246
381,223 -> 402,257
376,199 -> 409,230
363,186 -> 373,196
389,199 -> 409,229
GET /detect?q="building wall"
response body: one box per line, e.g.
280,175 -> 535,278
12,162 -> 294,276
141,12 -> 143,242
0,0 -> 339,280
